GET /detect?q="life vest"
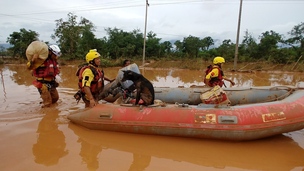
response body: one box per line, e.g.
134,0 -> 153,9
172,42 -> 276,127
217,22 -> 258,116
204,65 -> 224,87
33,57 -> 59,80
76,64 -> 104,94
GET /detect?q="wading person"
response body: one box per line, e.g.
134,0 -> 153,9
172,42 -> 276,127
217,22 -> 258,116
26,41 -> 61,108
76,49 -> 114,108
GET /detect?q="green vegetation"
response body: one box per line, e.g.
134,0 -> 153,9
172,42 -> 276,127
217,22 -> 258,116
2,12 -> 304,70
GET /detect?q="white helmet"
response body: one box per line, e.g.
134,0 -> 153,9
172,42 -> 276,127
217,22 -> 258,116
49,45 -> 61,57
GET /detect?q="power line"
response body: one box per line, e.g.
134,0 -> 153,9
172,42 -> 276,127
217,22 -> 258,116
0,0 -> 301,19
0,0 -> 232,18
0,13 -> 54,23
0,0 -> 302,42
0,1 -> 144,16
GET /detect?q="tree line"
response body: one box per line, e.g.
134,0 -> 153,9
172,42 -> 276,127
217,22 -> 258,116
2,12 -> 304,65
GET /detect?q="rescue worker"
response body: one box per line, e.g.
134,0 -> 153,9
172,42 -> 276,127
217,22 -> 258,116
27,44 -> 61,108
78,49 -> 114,108
204,56 -> 235,87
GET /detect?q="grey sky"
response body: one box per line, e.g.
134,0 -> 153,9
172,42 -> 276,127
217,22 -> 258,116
0,0 -> 303,45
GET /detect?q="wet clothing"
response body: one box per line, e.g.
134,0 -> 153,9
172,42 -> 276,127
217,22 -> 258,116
30,56 -> 60,107
38,82 -> 59,106
32,58 -> 59,79
77,64 -> 104,107
205,65 -> 225,87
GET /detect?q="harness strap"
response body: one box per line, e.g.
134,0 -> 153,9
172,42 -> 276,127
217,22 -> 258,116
36,78 -> 54,82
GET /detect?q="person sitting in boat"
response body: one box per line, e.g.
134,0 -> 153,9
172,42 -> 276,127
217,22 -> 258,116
204,56 -> 235,87
76,49 -> 115,108
121,59 -> 137,97
122,59 -> 131,67
96,59 -> 137,102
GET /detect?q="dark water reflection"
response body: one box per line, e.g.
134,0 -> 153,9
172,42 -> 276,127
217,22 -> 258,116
68,123 -> 304,171
0,64 -> 304,171
32,107 -> 68,166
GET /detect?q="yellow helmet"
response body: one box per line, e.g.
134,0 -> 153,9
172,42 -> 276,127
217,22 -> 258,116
213,56 -> 225,64
86,49 -> 100,63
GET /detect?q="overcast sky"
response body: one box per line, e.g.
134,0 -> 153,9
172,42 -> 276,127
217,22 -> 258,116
0,0 -> 303,45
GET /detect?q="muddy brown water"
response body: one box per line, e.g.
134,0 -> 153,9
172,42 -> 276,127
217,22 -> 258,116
1,64 -> 304,171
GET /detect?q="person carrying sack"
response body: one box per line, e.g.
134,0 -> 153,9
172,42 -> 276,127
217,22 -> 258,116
26,41 -> 61,108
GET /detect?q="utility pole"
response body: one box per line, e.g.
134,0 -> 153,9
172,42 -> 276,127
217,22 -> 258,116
234,0 -> 243,71
143,0 -> 149,68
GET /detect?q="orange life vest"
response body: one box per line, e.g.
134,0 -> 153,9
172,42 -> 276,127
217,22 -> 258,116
204,65 -> 224,87
33,57 -> 59,80
76,65 -> 104,94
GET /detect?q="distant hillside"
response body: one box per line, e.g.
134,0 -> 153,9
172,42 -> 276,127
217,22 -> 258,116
0,44 -> 12,49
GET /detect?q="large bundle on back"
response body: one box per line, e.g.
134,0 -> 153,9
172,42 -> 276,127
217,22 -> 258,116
26,41 -> 49,69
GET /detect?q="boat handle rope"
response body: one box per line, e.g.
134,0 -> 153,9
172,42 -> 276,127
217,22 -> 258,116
261,86 -> 295,102
269,85 -> 295,91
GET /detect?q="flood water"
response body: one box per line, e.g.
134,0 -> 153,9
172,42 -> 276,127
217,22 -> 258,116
1,64 -> 304,171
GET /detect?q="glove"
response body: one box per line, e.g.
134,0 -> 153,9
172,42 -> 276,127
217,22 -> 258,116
26,61 -> 33,69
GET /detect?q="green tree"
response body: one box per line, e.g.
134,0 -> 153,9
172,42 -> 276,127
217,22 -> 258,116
105,28 -> 143,59
132,29 -> 144,56
257,30 -> 282,61
173,40 -> 182,52
6,28 -> 39,59
286,22 -> 304,57
173,40 -> 184,58
201,36 -> 214,51
183,35 -> 201,58
52,12 -> 95,59
160,41 -> 172,57
146,31 -> 162,58
200,36 -> 214,61
269,47 -> 297,64
216,39 -> 235,62
239,30 -> 258,61
77,29 -> 97,58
